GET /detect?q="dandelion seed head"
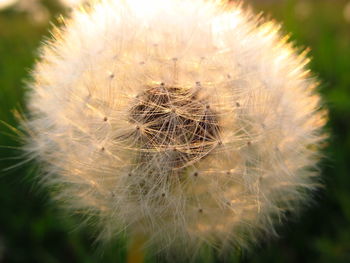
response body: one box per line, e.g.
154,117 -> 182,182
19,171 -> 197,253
23,0 -> 327,258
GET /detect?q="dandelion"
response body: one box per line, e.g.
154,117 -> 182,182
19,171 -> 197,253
22,0 -> 326,260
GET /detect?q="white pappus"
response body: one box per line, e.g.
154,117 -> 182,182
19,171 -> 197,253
22,0 -> 327,260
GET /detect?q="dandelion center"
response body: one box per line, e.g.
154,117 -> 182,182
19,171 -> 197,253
129,83 -> 221,170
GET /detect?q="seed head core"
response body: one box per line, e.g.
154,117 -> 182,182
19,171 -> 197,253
129,84 -> 221,170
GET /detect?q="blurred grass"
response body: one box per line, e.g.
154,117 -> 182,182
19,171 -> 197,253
0,0 -> 350,262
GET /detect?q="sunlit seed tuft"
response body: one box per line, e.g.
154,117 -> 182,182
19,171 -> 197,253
22,0 -> 327,260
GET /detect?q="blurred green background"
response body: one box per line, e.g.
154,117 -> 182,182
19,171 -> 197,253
0,0 -> 349,262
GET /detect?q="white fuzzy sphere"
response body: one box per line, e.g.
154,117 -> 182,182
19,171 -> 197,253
24,0 -> 326,258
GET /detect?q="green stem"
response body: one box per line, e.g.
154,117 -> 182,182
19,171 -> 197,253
127,235 -> 145,263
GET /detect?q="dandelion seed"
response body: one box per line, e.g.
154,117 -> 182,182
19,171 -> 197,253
22,0 -> 327,260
